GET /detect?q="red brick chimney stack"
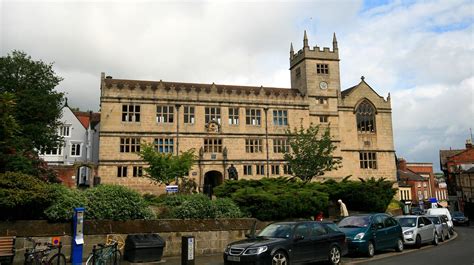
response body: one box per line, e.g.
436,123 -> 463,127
398,158 -> 407,170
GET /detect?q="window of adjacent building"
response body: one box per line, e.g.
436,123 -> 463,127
256,165 -> 265,175
117,166 -> 127,177
183,106 -> 195,124
273,110 -> 288,126
423,182 -> 427,187
273,139 -> 290,153
205,107 -> 221,124
271,165 -> 280,175
122,104 -> 140,122
316,64 -> 329,74
156,105 -> 174,123
204,138 -> 222,153
296,67 -> 301,78
417,182 -> 421,188
424,190 -> 428,199
59,125 -> 71,137
417,190 -> 422,199
243,165 -> 253,175
246,139 -> 262,153
356,101 -> 376,133
317,97 -> 328,105
42,146 -> 63,156
246,108 -> 261,126
70,143 -> 81,157
120,137 -> 141,153
154,138 -> 174,153
319,116 -> 329,123
283,164 -> 292,175
228,108 -> 239,125
359,152 -> 377,169
133,166 -> 143,177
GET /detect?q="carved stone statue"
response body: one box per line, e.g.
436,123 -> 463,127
228,164 -> 238,180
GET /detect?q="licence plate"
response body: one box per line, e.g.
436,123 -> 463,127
227,256 -> 240,262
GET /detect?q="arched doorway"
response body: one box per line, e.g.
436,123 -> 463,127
76,165 -> 92,187
203,170 -> 223,197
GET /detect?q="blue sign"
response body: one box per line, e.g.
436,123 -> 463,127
429,198 -> 438,203
166,185 -> 178,193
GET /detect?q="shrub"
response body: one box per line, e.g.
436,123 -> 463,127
173,197 -> 215,219
212,198 -> 243,218
84,185 -> 154,220
44,184 -> 87,222
0,172 -> 51,220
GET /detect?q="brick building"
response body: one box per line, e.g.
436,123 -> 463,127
98,32 -> 397,194
440,139 -> 474,214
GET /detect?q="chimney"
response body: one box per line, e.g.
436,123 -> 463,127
398,158 -> 407,170
466,139 -> 473,149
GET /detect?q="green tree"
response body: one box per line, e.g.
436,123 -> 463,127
139,143 -> 195,185
0,51 -> 64,178
284,124 -> 341,182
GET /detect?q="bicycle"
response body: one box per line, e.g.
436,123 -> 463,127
85,236 -> 122,265
23,237 -> 66,265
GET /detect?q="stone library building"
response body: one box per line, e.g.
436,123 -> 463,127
98,32 -> 397,194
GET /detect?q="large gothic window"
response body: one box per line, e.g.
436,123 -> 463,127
356,100 -> 376,133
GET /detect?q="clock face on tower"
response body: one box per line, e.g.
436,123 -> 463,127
319,81 -> 328,90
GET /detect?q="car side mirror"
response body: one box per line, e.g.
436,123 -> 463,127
419,223 -> 425,228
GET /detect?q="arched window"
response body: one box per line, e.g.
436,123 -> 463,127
356,100 -> 376,133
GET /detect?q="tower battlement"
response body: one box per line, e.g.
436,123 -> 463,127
289,31 -> 339,69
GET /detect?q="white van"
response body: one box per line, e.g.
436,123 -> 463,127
426,208 -> 454,234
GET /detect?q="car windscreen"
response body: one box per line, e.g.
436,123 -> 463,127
397,217 -> 417,227
258,223 -> 294,238
453,212 -> 464,217
427,217 -> 440,224
338,216 -> 371,228
325,223 -> 342,233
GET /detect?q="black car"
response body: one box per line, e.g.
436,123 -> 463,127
223,221 -> 348,265
452,211 -> 470,226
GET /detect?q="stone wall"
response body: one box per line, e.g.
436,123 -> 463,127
0,219 -> 267,264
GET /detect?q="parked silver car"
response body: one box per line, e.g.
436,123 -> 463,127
396,215 -> 438,248
426,215 -> 450,242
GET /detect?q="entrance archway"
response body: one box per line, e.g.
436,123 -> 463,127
76,165 -> 92,187
203,170 -> 223,197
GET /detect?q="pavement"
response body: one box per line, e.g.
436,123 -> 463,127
123,254 -> 223,265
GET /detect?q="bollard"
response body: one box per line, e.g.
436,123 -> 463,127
181,236 -> 195,265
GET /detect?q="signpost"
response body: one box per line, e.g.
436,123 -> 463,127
166,185 -> 179,193
71,207 -> 85,265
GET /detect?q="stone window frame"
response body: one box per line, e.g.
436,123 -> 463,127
228,107 -> 239,125
356,100 -> 377,133
246,139 -> 263,153
245,108 -> 261,126
317,97 -> 328,105
273,138 -> 289,153
205,107 -> 221,124
154,138 -> 174,154
271,164 -> 280,175
183,106 -> 195,124
316,64 -> 329,74
359,151 -> 377,169
319,116 -> 329,123
156,105 -> 174,123
256,164 -> 265,175
120,137 -> 141,153
122,104 -> 141,122
283,164 -> 292,175
133,166 -> 143,177
70,142 -> 82,157
296,67 -> 301,78
273,110 -> 288,126
204,138 -> 222,153
117,166 -> 128,177
243,165 -> 253,175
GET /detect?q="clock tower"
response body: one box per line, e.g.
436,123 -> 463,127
289,31 -> 341,99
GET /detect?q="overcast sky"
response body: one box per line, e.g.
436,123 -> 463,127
2,0 -> 473,172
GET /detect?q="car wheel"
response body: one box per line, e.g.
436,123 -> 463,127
395,238 -> 404,252
366,241 -> 375,257
432,233 -> 439,246
271,251 -> 288,265
328,246 -> 341,265
440,232 -> 445,242
415,235 -> 422,249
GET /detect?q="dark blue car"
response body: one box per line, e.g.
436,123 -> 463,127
338,213 -> 404,257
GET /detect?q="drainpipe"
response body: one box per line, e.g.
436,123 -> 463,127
175,104 -> 181,155
264,107 -> 269,178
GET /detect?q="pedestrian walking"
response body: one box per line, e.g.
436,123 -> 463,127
338,199 -> 349,217
315,211 -> 324,221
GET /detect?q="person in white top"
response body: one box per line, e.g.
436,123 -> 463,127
338,199 -> 349,217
